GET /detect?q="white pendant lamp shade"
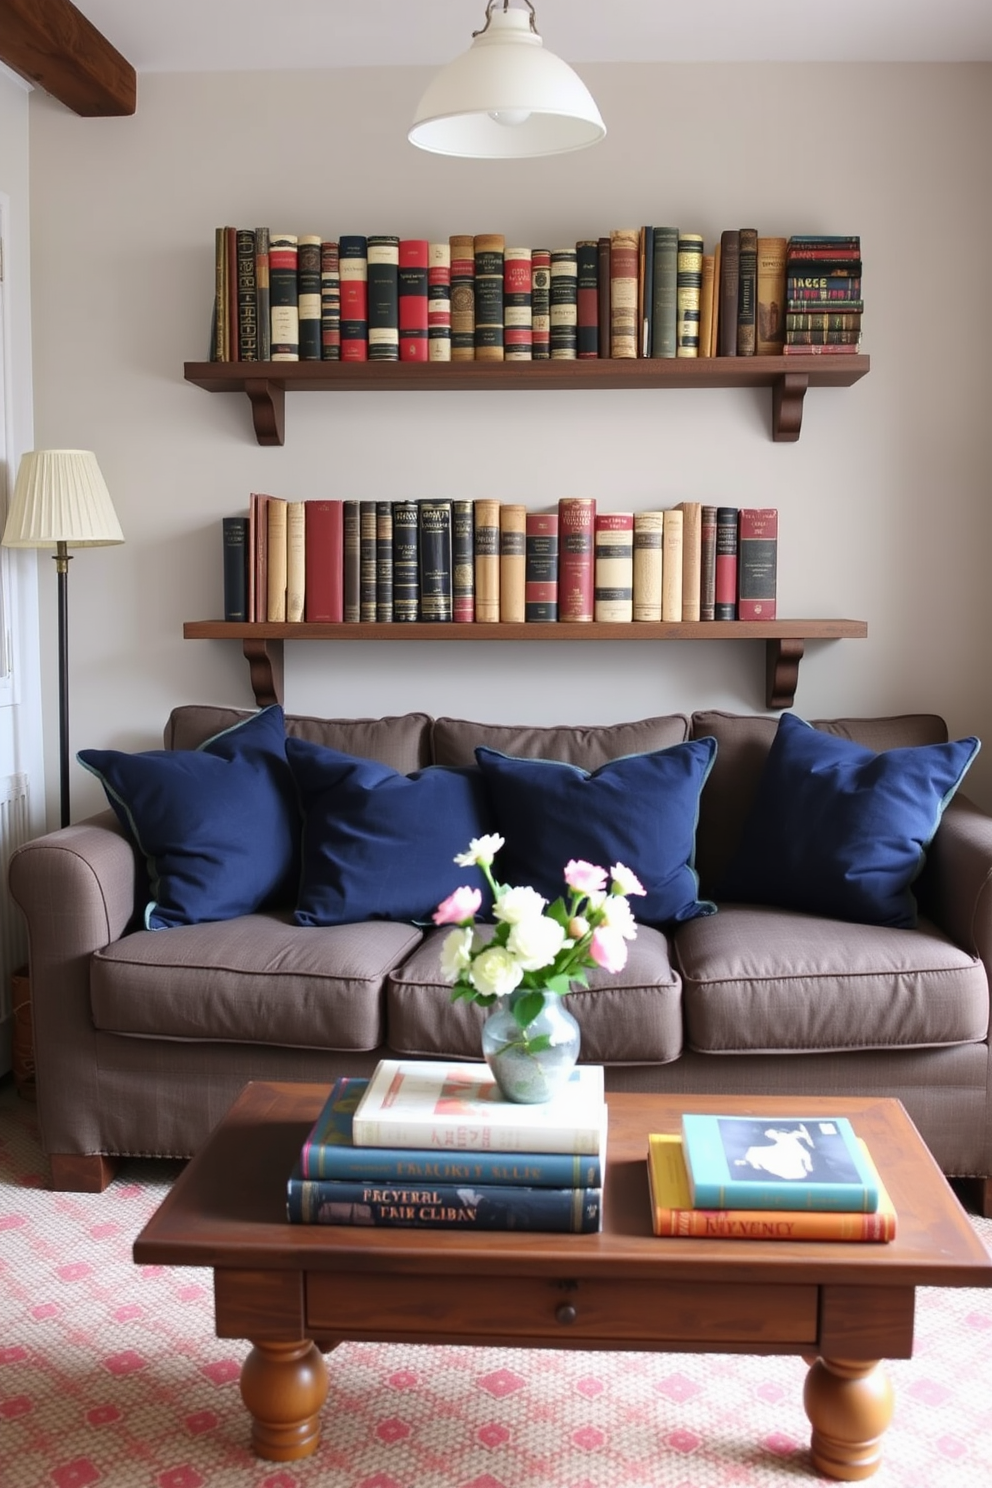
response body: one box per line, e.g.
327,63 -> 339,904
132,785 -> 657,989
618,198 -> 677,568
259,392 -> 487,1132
409,4 -> 606,159
3,450 -> 124,549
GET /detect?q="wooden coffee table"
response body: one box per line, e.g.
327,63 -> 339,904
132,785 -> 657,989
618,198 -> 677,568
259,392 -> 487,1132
133,1084 -> 992,1480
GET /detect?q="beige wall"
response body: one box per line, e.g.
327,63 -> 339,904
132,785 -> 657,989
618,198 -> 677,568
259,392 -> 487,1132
26,62 -> 992,820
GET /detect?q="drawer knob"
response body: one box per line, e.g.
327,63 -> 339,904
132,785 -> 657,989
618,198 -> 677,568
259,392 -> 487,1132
555,1303 -> 578,1326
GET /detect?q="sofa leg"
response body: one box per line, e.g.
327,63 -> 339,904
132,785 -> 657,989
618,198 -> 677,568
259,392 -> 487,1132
980,1178 -> 992,1220
49,1153 -> 119,1192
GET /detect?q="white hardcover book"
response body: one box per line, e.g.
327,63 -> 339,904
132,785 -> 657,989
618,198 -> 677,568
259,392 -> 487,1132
352,1059 -> 607,1154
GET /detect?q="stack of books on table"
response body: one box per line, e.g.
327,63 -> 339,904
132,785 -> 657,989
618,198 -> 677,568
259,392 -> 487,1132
287,1059 -> 607,1233
783,234 -> 863,356
647,1112 -> 896,1242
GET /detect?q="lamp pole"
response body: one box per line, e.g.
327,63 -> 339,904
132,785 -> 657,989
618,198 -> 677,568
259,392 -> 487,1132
54,540 -> 72,828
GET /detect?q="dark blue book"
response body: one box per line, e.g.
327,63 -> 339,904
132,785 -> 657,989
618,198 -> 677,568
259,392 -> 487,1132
297,1075 -> 604,1187
680,1113 -> 880,1212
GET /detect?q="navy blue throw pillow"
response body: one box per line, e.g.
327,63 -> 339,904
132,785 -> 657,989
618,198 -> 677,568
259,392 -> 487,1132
474,739 -> 717,926
78,705 -> 299,929
718,712 -> 980,928
285,737 -> 494,927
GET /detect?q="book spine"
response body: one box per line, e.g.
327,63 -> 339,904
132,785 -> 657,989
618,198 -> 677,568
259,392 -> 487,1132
285,500 -> 306,622
676,233 -> 703,357
714,507 -> 739,620
367,234 -> 400,362
236,229 -> 258,362
339,234 -> 369,361
427,241 -> 451,362
320,239 -> 341,360
392,500 -> 420,622
638,225 -> 654,357
352,1115 -> 602,1156
474,233 -> 505,360
269,233 -> 299,361
699,504 -> 718,621
449,234 -> 476,361
549,247 -> 578,360
499,504 -> 527,623
786,276 -> 862,299
419,499 -> 452,621
787,235 -> 861,253
525,511 -> 559,622
359,499 -> 377,622
398,238 -> 429,363
678,501 -> 702,622
503,246 -> 532,361
596,236 -> 611,359
632,510 -> 663,621
254,226 -> 270,360
697,253 -> 715,360
530,248 -> 551,360
451,499 -> 475,622
557,496 -> 596,621
474,498 -> 500,622
575,240 -> 599,358
375,500 -> 394,621
593,512 -> 634,622
343,499 -> 361,622
756,236 -> 787,355
781,342 -> 863,355
651,226 -> 679,359
212,226 -> 228,361
708,239 -> 721,357
250,492 -> 269,623
718,229 -> 740,356
785,312 -> 863,331
266,498 -> 288,621
222,516 -> 248,622
736,227 -> 758,356
227,225 -> 239,361
737,507 -> 778,620
287,1177 -> 603,1231
661,508 -> 683,622
785,330 -> 862,345
609,229 -> 639,358
304,500 -> 344,623
297,234 -> 322,361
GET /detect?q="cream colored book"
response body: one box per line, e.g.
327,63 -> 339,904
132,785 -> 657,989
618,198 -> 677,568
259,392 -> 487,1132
594,512 -> 634,622
474,498 -> 501,622
285,500 -> 306,622
499,503 -> 527,622
678,501 -> 702,622
661,508 -> 684,622
756,236 -> 788,355
633,511 -> 664,621
266,497 -> 288,622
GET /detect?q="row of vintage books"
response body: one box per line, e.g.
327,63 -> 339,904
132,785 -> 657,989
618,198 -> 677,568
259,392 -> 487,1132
222,496 -> 778,626
285,1063 -> 895,1240
209,226 -> 864,365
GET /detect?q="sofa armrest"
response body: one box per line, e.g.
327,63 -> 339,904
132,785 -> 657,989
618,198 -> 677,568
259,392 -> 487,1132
917,794 -> 992,972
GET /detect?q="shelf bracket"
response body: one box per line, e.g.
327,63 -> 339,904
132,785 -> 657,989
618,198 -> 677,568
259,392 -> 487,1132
766,638 -> 804,709
772,373 -> 809,443
244,379 -> 285,446
243,638 -> 284,706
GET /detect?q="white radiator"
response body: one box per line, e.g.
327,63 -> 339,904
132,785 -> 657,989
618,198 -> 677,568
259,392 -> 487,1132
0,771 -> 29,1018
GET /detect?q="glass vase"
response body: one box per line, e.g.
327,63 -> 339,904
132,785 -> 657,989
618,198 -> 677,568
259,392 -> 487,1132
481,988 -> 582,1104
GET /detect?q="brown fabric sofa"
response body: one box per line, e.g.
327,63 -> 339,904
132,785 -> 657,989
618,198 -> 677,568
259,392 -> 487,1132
10,705 -> 992,1212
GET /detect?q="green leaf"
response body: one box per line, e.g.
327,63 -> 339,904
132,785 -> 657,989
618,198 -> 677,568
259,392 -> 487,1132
512,989 -> 545,1029
543,973 -> 573,998
523,1033 -> 552,1053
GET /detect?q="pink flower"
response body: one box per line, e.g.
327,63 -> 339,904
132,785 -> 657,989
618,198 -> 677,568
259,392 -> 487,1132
432,885 -> 482,926
564,860 -> 608,896
590,925 -> 628,974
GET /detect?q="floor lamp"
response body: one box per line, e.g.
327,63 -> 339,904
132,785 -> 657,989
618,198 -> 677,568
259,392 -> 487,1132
2,450 -> 124,828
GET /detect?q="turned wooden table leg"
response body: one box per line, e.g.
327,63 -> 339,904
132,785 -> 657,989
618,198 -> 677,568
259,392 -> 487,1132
239,1339 -> 329,1460
803,1356 -> 894,1480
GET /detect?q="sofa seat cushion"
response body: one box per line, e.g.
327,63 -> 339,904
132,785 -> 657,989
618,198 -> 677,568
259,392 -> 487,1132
674,905 -> 989,1054
386,925 -> 684,1064
90,914 -> 423,1051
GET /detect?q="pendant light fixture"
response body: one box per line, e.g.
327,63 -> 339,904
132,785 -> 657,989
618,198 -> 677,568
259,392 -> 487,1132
409,0 -> 606,159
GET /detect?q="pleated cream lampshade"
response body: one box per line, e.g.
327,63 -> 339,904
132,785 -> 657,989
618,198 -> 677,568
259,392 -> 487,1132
3,450 -> 124,549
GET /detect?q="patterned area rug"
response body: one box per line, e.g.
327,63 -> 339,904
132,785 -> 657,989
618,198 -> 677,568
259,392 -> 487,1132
2,1081 -> 991,1488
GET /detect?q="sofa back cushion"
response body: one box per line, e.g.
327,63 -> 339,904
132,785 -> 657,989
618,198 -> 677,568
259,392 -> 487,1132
166,706 -> 432,773
431,713 -> 690,768
690,711 -> 952,897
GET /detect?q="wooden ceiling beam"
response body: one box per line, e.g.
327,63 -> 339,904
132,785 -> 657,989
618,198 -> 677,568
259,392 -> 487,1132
0,0 -> 136,116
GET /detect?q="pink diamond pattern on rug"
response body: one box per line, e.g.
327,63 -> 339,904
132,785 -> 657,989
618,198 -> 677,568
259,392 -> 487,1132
184,1409 -> 219,1434
30,1301 -> 60,1319
52,1459 -> 101,1488
459,1477 -> 508,1488
909,1377 -> 953,1406
0,1212 -> 26,1229
654,1372 -> 704,1403
575,1374 -> 606,1398
56,1261 -> 94,1282
477,1421 -> 511,1448
386,1368 -> 418,1389
665,1428 -> 701,1454
374,1416 -> 412,1443
0,1393 -> 32,1417
476,1367 -> 527,1398
156,1467 -> 205,1488
756,1380 -> 786,1404
936,1434 -> 968,1459
763,1431 -> 800,1456
571,1424 -> 607,1450
198,1357 -> 240,1385
102,1348 -> 148,1375
85,1404 -> 121,1426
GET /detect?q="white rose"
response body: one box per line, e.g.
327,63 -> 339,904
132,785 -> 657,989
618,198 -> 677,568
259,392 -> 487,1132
493,884 -> 548,925
507,915 -> 567,972
598,893 -> 638,941
453,833 -> 505,868
439,926 -> 475,981
469,945 -> 524,999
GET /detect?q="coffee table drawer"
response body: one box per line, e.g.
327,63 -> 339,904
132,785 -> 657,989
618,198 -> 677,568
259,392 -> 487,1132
307,1273 -> 818,1345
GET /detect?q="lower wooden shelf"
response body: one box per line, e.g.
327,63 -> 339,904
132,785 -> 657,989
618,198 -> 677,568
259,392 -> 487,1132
183,618 -> 868,711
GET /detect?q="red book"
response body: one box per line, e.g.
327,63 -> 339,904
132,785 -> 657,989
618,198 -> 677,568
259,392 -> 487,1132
249,492 -> 270,624
557,497 -> 596,621
525,511 -> 558,622
737,508 -> 778,621
503,248 -> 532,361
304,500 -> 344,622
576,240 -> 599,358
399,239 -> 429,363
714,506 -> 739,620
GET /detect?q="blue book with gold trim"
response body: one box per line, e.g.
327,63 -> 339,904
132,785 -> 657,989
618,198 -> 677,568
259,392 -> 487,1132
680,1113 -> 880,1212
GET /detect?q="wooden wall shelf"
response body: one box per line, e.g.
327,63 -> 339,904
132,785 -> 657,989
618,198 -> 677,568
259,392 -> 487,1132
183,618 -> 868,712
184,355 -> 870,447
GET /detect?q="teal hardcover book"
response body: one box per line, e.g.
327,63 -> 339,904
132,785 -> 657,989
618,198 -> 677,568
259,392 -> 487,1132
680,1114 -> 880,1212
